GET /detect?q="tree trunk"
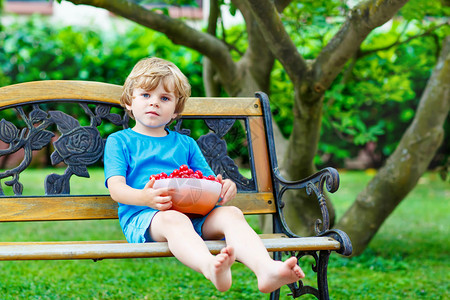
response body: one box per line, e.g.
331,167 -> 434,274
279,87 -> 339,236
336,36 -> 450,256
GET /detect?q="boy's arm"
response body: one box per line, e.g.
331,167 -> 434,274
107,176 -> 173,210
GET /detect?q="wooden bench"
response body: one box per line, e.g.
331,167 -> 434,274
0,80 -> 352,299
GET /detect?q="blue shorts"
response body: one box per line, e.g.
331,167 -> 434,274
123,207 -> 219,243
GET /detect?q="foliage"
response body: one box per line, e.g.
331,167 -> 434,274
265,0 -> 449,167
0,15 -> 204,137
138,0 -> 199,6
400,0 -> 450,20
0,15 -> 203,91
319,19 -> 448,167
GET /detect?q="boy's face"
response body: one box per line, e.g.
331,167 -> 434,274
127,83 -> 178,137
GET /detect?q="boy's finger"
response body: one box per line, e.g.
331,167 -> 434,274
220,181 -> 231,197
219,183 -> 236,204
158,195 -> 172,203
157,198 -> 172,210
145,178 -> 155,189
218,190 -> 230,205
157,187 -> 175,194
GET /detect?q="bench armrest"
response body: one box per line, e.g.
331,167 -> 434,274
272,167 -> 352,256
272,167 -> 339,236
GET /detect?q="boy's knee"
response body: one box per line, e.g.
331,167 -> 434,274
156,210 -> 190,226
218,206 -> 244,219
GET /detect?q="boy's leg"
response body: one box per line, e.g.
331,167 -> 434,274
202,206 -> 305,293
149,210 -> 235,291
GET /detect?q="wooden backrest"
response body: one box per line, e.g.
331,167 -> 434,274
0,81 -> 277,222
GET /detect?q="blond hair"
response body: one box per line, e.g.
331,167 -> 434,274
121,57 -> 191,119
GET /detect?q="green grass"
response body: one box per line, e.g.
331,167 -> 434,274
0,169 -> 448,299
327,170 -> 449,300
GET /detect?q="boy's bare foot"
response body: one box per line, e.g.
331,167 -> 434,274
257,256 -> 305,293
205,246 -> 235,292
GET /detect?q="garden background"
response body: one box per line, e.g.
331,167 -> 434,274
0,0 -> 448,299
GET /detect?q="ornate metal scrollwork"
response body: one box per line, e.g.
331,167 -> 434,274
306,168 -> 339,235
199,119 -> 255,191
1,105 -> 254,195
0,103 -> 129,196
274,167 -> 340,236
284,250 -> 330,299
172,119 -> 191,136
0,106 -> 54,195
174,118 -> 256,191
306,182 -> 330,235
46,104 -> 128,194
44,111 -> 104,194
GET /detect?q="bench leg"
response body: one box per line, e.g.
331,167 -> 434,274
270,288 -> 281,300
317,250 -> 331,300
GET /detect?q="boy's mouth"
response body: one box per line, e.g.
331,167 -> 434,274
146,111 -> 160,116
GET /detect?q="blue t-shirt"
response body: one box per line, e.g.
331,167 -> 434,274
104,128 -> 215,241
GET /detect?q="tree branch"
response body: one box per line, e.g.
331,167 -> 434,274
338,21 -> 447,85
274,0 -> 292,12
206,0 -> 219,35
358,21 -> 449,58
229,0 -> 276,93
67,0 -> 241,94
241,0 -> 308,85
203,0 -> 221,97
313,0 -> 410,94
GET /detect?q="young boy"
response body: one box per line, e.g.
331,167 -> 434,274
104,57 -> 304,293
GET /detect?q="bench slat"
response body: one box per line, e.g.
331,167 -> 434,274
0,193 -> 276,222
0,81 -> 262,116
0,235 -> 341,261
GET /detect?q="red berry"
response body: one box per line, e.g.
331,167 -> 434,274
194,170 -> 203,178
180,164 -> 188,172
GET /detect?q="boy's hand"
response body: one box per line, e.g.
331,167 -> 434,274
217,174 -> 237,205
143,178 -> 173,210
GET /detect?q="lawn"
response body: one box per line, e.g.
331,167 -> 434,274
0,169 -> 448,299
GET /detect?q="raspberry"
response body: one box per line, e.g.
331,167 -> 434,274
150,165 -> 218,182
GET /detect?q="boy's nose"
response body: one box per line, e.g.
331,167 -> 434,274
149,100 -> 159,108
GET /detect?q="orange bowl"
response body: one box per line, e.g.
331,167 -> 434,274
153,178 -> 222,215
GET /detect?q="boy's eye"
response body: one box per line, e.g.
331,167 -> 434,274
142,93 -> 150,98
161,96 -> 170,101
